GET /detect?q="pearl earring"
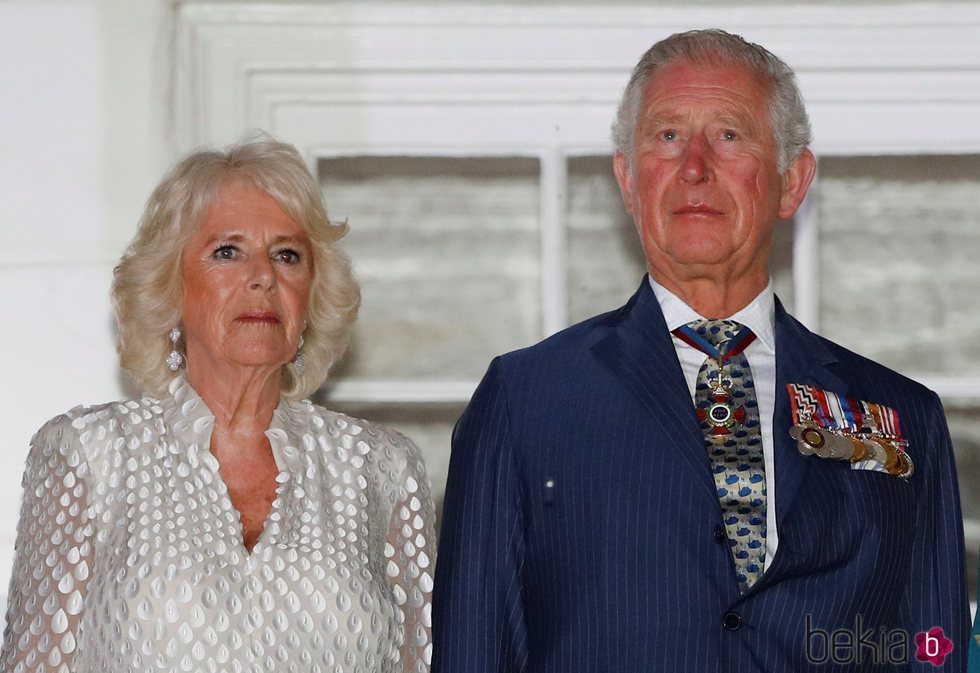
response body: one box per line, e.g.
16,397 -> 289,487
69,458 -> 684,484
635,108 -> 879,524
293,334 -> 305,375
166,327 -> 183,371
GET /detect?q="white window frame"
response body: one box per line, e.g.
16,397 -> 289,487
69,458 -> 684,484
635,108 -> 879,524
175,2 -> 980,401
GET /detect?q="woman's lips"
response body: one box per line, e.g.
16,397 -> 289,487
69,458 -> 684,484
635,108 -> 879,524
236,311 -> 280,323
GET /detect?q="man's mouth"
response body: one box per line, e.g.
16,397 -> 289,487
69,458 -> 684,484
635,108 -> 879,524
674,204 -> 723,216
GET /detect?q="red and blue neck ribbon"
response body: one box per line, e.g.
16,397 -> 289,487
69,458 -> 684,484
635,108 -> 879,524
671,324 -> 757,362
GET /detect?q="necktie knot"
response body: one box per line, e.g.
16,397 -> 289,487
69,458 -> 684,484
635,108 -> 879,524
674,319 -> 754,361
689,319 -> 742,351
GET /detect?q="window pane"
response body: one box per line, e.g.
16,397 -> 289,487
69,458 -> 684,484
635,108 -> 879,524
817,155 -> 980,376
320,156 -> 541,381
566,155 -> 796,323
566,156 -> 646,324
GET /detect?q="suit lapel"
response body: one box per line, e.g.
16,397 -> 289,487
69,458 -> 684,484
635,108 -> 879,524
772,301 -> 847,527
588,285 -> 854,543
590,279 -> 717,503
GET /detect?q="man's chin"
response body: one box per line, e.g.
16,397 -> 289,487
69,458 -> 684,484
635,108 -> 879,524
660,242 -> 734,270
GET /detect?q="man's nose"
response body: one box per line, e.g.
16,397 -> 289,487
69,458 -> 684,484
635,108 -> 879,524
678,135 -> 713,184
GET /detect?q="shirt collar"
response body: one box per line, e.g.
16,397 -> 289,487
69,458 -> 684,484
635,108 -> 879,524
648,275 -> 776,353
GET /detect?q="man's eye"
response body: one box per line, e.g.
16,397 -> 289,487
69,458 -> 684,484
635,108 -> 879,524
275,249 -> 301,264
212,245 -> 238,260
661,130 -> 677,142
722,130 -> 738,141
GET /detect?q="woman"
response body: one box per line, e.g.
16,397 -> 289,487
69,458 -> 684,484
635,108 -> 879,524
1,134 -> 435,672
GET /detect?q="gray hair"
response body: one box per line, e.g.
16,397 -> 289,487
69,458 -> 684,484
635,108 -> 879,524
112,131 -> 360,400
611,29 -> 811,173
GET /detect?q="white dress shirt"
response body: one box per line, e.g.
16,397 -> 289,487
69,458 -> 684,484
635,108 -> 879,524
649,276 -> 779,567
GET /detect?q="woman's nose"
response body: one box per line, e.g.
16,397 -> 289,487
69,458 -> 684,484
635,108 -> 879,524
248,256 -> 276,290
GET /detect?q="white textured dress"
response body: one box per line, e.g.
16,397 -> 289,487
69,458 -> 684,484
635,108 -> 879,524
0,377 -> 435,673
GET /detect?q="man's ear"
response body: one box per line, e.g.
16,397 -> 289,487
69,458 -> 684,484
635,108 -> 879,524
778,148 -> 816,220
613,150 -> 636,216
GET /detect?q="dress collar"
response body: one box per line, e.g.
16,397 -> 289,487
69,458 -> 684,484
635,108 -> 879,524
161,376 -> 303,470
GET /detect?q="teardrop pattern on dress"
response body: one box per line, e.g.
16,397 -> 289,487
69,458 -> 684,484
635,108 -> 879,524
1,377 -> 435,673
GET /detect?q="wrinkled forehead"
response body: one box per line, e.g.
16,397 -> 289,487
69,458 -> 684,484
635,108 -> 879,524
206,176 -> 311,233
638,57 -> 775,132
648,56 -> 770,98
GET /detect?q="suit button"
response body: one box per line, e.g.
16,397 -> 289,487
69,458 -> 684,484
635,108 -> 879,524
722,612 -> 742,631
713,525 -> 726,544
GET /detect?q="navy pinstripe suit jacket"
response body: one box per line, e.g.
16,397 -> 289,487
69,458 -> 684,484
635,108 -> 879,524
432,278 -> 969,673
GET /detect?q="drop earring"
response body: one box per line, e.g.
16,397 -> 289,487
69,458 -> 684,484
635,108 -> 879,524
293,333 -> 305,375
166,327 -> 183,371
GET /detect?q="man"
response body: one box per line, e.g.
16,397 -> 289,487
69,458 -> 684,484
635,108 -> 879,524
432,29 -> 968,672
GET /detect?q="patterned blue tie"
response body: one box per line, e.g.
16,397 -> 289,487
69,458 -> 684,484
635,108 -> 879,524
674,319 -> 766,592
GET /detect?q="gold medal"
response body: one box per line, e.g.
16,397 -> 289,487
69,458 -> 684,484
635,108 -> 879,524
698,370 -> 746,440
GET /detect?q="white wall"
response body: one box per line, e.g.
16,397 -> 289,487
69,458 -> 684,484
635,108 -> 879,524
0,0 -> 172,601
1,0 -> 104,582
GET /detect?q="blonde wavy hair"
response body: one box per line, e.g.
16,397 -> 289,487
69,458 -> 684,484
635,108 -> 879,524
112,131 -> 360,400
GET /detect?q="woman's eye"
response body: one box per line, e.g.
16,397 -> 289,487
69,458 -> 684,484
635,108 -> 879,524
275,249 -> 301,264
212,245 -> 238,260
722,130 -> 738,141
661,130 -> 677,142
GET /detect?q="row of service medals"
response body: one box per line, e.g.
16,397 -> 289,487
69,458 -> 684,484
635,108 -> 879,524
787,383 -> 914,479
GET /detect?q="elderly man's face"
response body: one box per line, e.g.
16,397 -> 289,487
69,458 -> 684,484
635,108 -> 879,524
614,58 -> 813,290
180,180 -> 313,379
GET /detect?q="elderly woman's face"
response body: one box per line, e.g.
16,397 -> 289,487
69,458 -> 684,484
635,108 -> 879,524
180,180 -> 313,378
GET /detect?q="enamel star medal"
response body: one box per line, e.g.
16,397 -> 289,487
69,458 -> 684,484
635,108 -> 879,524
672,321 -> 758,442
699,367 -> 747,440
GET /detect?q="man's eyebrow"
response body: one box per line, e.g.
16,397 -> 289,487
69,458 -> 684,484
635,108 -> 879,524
716,112 -> 755,127
642,111 -> 688,126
